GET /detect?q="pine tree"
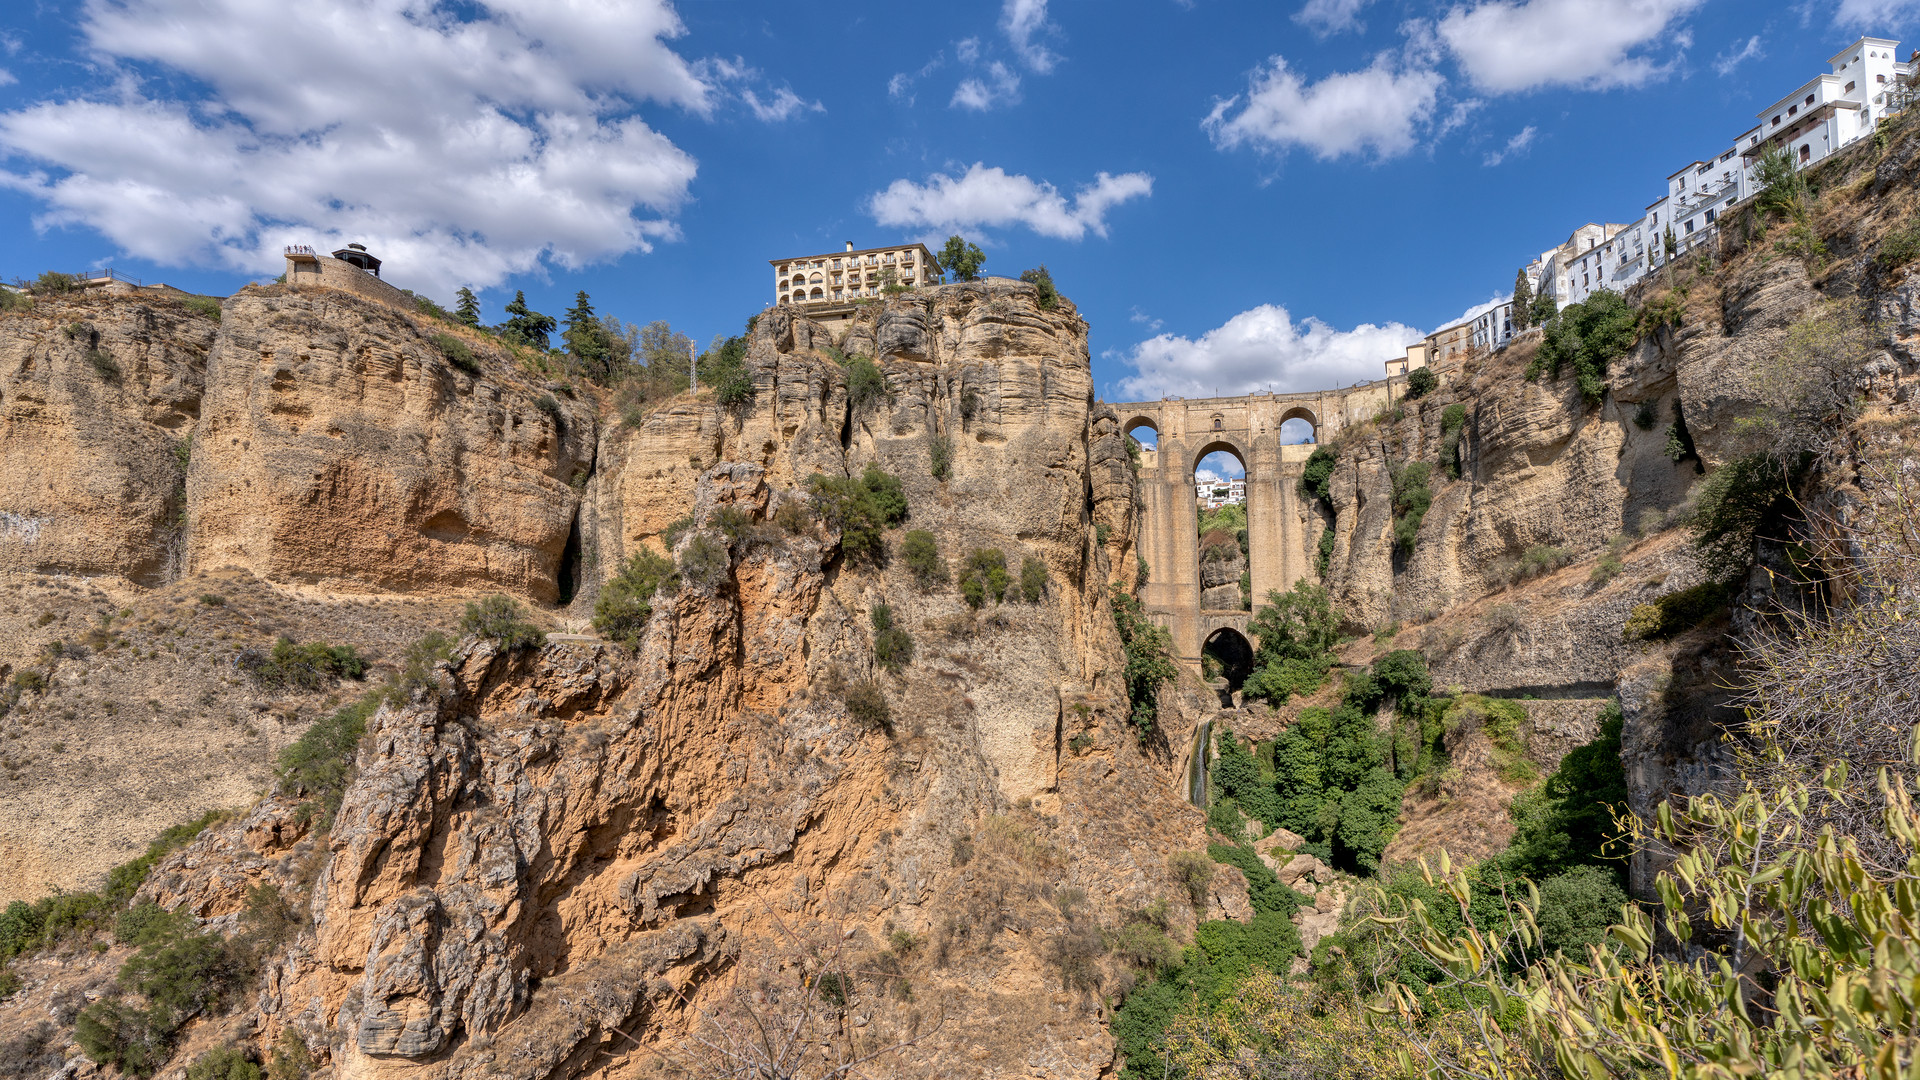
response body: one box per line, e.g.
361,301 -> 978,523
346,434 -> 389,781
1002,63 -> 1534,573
1511,269 -> 1534,330
562,290 -> 613,382
454,287 -> 481,327
500,291 -> 556,351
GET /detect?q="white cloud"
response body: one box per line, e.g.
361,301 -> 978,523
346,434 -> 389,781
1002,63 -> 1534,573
742,87 -> 825,122
1483,124 -> 1536,165
1116,305 -> 1426,399
1714,35 -> 1765,76
1204,54 -> 1444,160
0,0 -> 732,296
1001,0 -> 1062,73
952,61 -> 1022,110
1195,459 -> 1245,483
1836,0 -> 1920,27
1130,306 -> 1163,332
1295,0 -> 1376,35
0,69 -> 14,87
1438,0 -> 1705,93
870,163 -> 1152,241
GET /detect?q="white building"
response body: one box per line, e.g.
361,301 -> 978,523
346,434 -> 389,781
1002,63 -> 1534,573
770,242 -> 940,308
1196,477 -> 1246,511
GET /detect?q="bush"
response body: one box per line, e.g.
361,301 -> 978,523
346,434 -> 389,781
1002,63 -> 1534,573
1019,557 -> 1047,602
459,594 -> 546,651
1879,220 -> 1920,270
958,548 -> 1010,609
1167,851 -> 1214,908
1526,290 -> 1636,405
1112,585 -> 1177,741
1108,918 -> 1179,970
87,347 -> 121,379
1405,367 -> 1437,398
1499,701 -> 1628,881
696,334 -> 753,407
1623,580 -> 1731,641
76,998 -> 169,1077
928,433 -> 951,480
187,1046 -> 262,1080
181,295 -> 222,322
870,604 -> 915,673
1019,265 -> 1059,310
276,696 -> 379,827
1299,446 -> 1336,502
846,356 -> 890,414
678,533 -> 731,589
593,550 -> 677,645
430,332 -> 480,374
1509,544 -> 1573,583
808,466 -> 909,564
1390,461 -> 1433,552
1632,398 -> 1659,430
0,1021 -> 64,1079
900,530 -> 947,587
116,903 -> 193,947
1589,534 -> 1630,585
240,638 -> 367,690
845,679 -> 891,732
31,271 -> 78,294
197,593 -> 226,607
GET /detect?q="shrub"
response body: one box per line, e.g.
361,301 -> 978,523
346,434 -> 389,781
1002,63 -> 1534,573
1019,557 -> 1048,603
900,530 -> 947,587
845,679 -> 891,732
1390,460 -> 1433,552
928,433 -> 952,480
240,638 -> 367,690
1499,701 -> 1628,881
1315,525 -> 1335,578
276,696 -> 379,827
187,1046 -> 263,1080
808,466 -> 909,563
266,1029 -> 314,1080
0,289 -> 29,313
87,348 -> 121,379
678,533 -> 730,589
1439,402 -> 1468,479
181,295 -> 222,321
76,998 -> 169,1077
772,499 -> 811,535
593,550 -> 677,645
31,271 -> 78,294
846,357 -> 890,414
1112,585 -> 1177,741
1526,290 -> 1636,405
1019,265 -> 1059,310
12,669 -> 47,694
1108,919 -> 1179,970
1167,851 -> 1215,909
116,903 -> 193,947
958,549 -> 1010,609
1299,446 -> 1336,502
660,515 -> 695,549
696,334 -> 753,407
1689,453 -> 1794,581
1664,398 -> 1699,463
459,594 -> 545,651
1622,580 -> 1731,641
0,1021 -> 63,1078
197,593 -> 226,607
1589,534 -> 1630,585
870,604 -> 915,673
1405,367 -> 1437,398
1878,219 -> 1920,270
1509,544 -> 1573,583
1632,398 -> 1659,430
430,332 -> 480,374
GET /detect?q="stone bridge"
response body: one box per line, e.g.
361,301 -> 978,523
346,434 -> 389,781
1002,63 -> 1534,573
1112,379 -> 1404,672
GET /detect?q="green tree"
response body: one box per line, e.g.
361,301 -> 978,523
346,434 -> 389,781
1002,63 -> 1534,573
1528,289 -> 1636,405
1511,269 -> 1534,330
1019,265 -> 1058,309
1755,141 -> 1812,223
499,291 -> 556,350
454,287 -> 481,327
1111,585 -> 1177,740
697,332 -> 753,407
561,291 -> 615,383
938,235 -> 985,281
1498,701 -> 1629,882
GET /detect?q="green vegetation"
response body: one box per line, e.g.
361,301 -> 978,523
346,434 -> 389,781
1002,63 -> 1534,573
276,697 -> 378,827
1622,580 -> 1732,641
612,321 -> 699,421
454,286 -> 481,327
928,433 -> 952,480
0,288 -> 29,313
181,295 -> 222,321
677,532 -> 730,588
844,679 -> 891,732
31,271 -> 78,294
1439,402 -> 1468,479
846,356 -> 890,414
1300,446 -> 1337,503
1166,851 -> 1215,909
1526,289 -> 1637,405
870,604 -> 914,673
697,331 -> 753,407
937,234 -> 985,281
499,290 -> 556,350
1498,701 -> 1629,881
186,1045 -> 262,1080
458,594 -> 546,651
1508,543 -> 1573,583
1111,585 -> 1177,741
593,549 -> 677,646
1389,460 -> 1433,552
1019,265 -> 1058,309
1405,367 -> 1437,398
1241,581 -> 1340,706
239,638 -> 367,691
1314,525 -> 1335,580
429,332 -> 480,374
1020,557 -> 1048,603
1688,452 -> 1795,581
958,548 -> 1010,609
1663,398 -> 1699,463
808,465 -> 908,564
900,529 -> 947,588
1588,533 -> 1630,585
1511,268 -> 1534,329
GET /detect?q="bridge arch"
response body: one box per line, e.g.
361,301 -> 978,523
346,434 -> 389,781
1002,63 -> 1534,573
1202,625 -> 1255,706
1191,438 -> 1249,476
1123,415 -> 1160,448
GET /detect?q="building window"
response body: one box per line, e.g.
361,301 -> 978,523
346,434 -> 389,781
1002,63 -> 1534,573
1879,74 -> 1888,84
1773,115 -> 1782,126
1685,221 -> 1695,234
1705,209 -> 1716,224
1847,81 -> 1857,92
1806,94 -> 1816,105
1801,144 -> 1812,163
1789,105 -> 1798,117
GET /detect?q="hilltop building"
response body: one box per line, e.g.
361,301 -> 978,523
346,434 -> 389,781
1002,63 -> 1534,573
284,242 -> 414,308
772,242 -> 940,308
1195,477 -> 1246,511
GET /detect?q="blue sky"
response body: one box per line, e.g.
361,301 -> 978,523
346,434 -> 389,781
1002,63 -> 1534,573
1,0 -> 1914,415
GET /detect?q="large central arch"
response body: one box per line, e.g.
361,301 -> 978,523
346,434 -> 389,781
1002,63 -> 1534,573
1112,383 -> 1396,671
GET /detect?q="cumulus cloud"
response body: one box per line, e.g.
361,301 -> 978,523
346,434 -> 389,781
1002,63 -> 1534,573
0,0 -> 752,296
1204,54 -> 1444,160
1836,0 -> 1920,27
952,62 -> 1022,110
0,69 -> 14,88
1116,305 -> 1426,400
1195,458 -> 1245,483
742,87 -> 825,122
869,163 -> 1152,240
1438,0 -> 1705,93
1294,0 -> 1376,35
1483,124 -> 1537,165
1714,35 -> 1765,76
1130,306 -> 1163,332
1001,0 -> 1061,73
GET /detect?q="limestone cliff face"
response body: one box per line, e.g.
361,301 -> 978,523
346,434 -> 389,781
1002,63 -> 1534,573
190,290 -> 597,601
0,293 -> 212,583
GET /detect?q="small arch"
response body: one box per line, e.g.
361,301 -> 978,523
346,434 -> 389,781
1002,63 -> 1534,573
1211,414 -> 1224,431
1202,627 -> 1254,703
1280,417 -> 1316,445
809,287 -> 824,300
1124,416 -> 1160,450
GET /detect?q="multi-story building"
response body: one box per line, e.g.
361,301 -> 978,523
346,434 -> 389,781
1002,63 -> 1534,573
1195,477 -> 1246,511
771,242 -> 940,310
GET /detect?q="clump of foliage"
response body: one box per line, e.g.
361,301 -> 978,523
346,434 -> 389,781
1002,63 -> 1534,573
1497,701 -> 1629,881
612,320 -> 699,422
870,604 -> 914,673
697,331 -> 754,407
240,638 -> 367,691
1736,300 -> 1872,460
846,356 -> 890,415
1525,289 -> 1636,405
1439,402 -> 1468,479
900,530 -> 947,588
1315,525 -> 1336,579
181,295 -> 222,321
31,271 -> 78,294
275,696 -> 379,827
1167,851 -> 1215,909
1508,544 -> 1573,583
1019,265 -> 1058,309
430,332 -> 480,374
1588,533 -> 1630,585
454,287 -> 481,326
937,235 -> 985,281
1405,366 -> 1437,399
593,550 -> 677,646
677,533 -> 730,589
1300,447 -> 1336,505
958,548 -> 1010,609
808,465 -> 908,564
1112,585 -> 1177,741
928,433 -> 952,480
844,679 -> 891,732
1877,217 -> 1920,271
1242,581 -> 1341,706
1622,580 -> 1731,641
498,290 -> 556,350
1390,460 -> 1433,553
1688,452 -> 1797,581
459,594 -> 546,651
1019,557 -> 1048,603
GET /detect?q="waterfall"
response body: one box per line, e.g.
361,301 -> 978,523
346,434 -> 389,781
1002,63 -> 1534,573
1186,717 -> 1212,807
